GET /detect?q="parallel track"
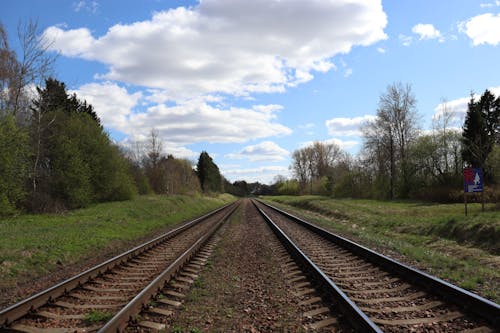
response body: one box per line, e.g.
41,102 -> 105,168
0,202 -> 239,332
254,199 -> 499,333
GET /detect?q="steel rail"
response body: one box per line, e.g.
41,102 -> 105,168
0,202 -> 236,328
256,199 -> 500,328
253,200 -> 382,332
98,201 -> 239,332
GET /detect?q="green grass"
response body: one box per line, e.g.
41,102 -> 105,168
0,194 -> 235,290
84,310 -> 114,324
261,195 -> 500,303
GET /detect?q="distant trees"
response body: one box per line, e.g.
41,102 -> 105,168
278,84 -> 500,202
291,141 -> 343,194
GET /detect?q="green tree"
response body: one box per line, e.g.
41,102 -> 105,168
462,90 -> 500,175
0,114 -> 29,214
29,78 -> 136,211
196,151 -> 222,193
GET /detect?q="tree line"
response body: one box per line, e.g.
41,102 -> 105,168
0,21 -> 228,216
280,82 -> 500,202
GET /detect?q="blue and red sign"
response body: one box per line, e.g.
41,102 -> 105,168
464,167 -> 483,193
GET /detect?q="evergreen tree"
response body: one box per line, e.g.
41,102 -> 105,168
462,90 -> 500,169
196,151 -> 222,193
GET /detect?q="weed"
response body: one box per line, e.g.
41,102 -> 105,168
84,310 -> 113,324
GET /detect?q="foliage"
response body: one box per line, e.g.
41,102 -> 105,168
196,151 -> 222,193
462,90 -> 500,183
0,115 -> 29,215
28,78 -> 136,211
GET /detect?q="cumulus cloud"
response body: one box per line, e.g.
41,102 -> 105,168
72,82 -> 292,157
71,82 -> 142,129
325,115 -> 376,137
225,141 -> 289,162
460,13 -> 500,46
412,23 -> 443,41
43,0 -> 387,99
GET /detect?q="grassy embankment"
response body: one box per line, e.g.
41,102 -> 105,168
0,194 -> 235,293
261,195 -> 500,303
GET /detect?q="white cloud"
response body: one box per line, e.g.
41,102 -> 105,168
225,141 -> 289,162
460,13 -> 500,46
300,138 -> 359,151
42,26 -> 95,57
73,1 -> 99,14
71,82 -> 142,129
128,102 -> 291,146
480,1 -> 500,8
344,68 -> 353,78
43,1 -> 387,99
221,165 -> 290,184
325,115 -> 376,137
432,86 -> 500,126
72,82 -> 292,159
377,47 -> 386,53
412,23 -> 443,41
399,34 -> 413,46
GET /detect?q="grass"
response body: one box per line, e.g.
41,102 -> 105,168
261,195 -> 500,303
84,310 -> 113,324
0,194 -> 235,291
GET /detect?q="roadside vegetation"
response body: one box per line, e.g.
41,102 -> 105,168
0,194 -> 234,294
262,195 -> 500,303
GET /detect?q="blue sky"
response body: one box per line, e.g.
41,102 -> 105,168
2,0 -> 500,183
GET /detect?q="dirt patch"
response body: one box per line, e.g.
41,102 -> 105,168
172,199 -> 306,332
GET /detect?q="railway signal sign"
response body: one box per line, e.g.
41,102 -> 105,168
463,167 -> 484,216
463,167 -> 483,193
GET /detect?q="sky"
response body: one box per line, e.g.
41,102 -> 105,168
2,0 -> 500,184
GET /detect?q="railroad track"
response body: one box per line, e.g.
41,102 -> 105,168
0,201 -> 239,333
254,199 -> 500,333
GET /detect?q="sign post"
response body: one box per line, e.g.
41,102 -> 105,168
463,167 -> 484,216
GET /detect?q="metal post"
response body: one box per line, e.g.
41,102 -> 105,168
464,193 -> 467,216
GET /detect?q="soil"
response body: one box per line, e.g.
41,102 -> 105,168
171,199 -> 307,332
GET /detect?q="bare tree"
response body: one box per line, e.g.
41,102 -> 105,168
363,82 -> 419,198
7,19 -> 56,118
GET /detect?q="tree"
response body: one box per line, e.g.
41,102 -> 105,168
291,141 -> 343,195
29,78 -> 136,211
0,19 -> 56,119
462,90 -> 500,176
196,151 -> 222,193
363,82 -> 419,199
0,114 -> 29,215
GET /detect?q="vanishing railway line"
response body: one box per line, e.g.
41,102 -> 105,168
1,198 -> 498,332
254,199 -> 499,332
0,202 -> 239,333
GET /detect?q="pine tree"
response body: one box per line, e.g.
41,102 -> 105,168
462,90 -> 500,168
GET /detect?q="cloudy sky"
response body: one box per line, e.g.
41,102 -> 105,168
3,0 -> 500,183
